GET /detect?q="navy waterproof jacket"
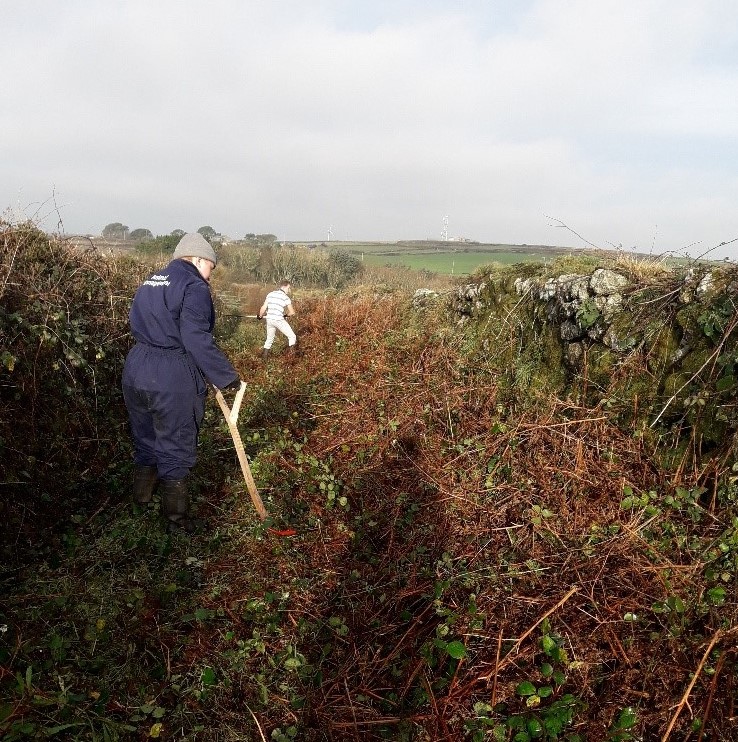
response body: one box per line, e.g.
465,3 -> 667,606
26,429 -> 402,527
125,258 -> 238,390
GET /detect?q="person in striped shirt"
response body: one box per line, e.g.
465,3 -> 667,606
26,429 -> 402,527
258,279 -> 296,358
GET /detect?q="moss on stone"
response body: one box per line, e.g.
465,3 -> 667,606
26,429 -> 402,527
608,369 -> 660,428
675,304 -> 703,338
645,322 -> 681,374
529,324 -> 566,394
690,401 -> 728,444
545,254 -> 601,277
605,310 -> 642,351
655,440 -> 692,472
662,370 -> 691,400
679,343 -> 715,378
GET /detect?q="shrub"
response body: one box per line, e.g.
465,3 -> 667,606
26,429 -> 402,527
0,221 -> 149,563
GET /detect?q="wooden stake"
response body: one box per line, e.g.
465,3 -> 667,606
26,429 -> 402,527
215,383 -> 268,521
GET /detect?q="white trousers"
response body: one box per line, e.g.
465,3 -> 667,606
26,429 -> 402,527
264,317 -> 296,349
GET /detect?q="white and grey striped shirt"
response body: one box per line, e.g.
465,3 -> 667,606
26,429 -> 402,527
264,289 -> 292,320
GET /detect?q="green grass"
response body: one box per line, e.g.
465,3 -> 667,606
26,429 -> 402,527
360,250 -> 554,275
290,240 -> 573,275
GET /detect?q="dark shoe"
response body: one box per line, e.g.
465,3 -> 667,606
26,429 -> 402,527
133,465 -> 158,505
287,344 -> 297,357
166,517 -> 202,535
261,348 -> 270,360
161,478 -> 199,533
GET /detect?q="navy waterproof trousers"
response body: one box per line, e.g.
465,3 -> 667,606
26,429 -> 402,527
123,344 -> 207,480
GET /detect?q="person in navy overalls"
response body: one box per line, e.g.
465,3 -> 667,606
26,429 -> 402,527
122,233 -> 241,533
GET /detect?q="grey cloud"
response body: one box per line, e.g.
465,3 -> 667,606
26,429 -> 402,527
2,0 -> 738,257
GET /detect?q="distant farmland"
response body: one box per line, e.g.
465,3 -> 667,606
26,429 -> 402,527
359,250 -> 549,275
307,240 -> 578,275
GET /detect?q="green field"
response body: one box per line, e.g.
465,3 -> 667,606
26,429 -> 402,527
359,249 -> 553,275
299,240 -> 574,275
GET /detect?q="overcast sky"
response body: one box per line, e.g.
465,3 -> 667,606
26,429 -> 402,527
3,0 -> 738,257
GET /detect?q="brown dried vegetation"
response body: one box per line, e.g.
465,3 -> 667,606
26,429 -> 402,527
2,226 -> 737,741
193,292 -> 738,739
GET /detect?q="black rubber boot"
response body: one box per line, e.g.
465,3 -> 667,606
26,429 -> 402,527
161,479 -> 198,534
133,465 -> 158,505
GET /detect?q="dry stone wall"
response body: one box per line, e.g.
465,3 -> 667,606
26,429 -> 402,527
449,261 -> 738,473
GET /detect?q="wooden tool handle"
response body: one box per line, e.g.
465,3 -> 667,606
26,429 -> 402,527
215,385 -> 268,521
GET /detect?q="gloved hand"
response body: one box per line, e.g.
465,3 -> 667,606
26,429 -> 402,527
223,377 -> 242,391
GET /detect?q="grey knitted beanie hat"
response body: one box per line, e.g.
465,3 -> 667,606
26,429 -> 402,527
172,233 -> 218,266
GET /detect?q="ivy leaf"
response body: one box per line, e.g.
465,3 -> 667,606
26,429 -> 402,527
445,641 -> 466,659
41,723 -> 84,735
201,667 -> 216,686
541,635 -> 557,654
1,351 -> 16,372
716,375 -> 735,392
527,719 -> 544,736
516,681 -> 537,696
707,586 -> 726,606
614,706 -> 638,729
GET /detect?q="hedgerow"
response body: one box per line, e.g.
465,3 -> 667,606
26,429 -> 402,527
0,223 -> 149,565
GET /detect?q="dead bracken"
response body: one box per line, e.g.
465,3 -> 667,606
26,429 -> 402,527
2,223 -> 738,741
